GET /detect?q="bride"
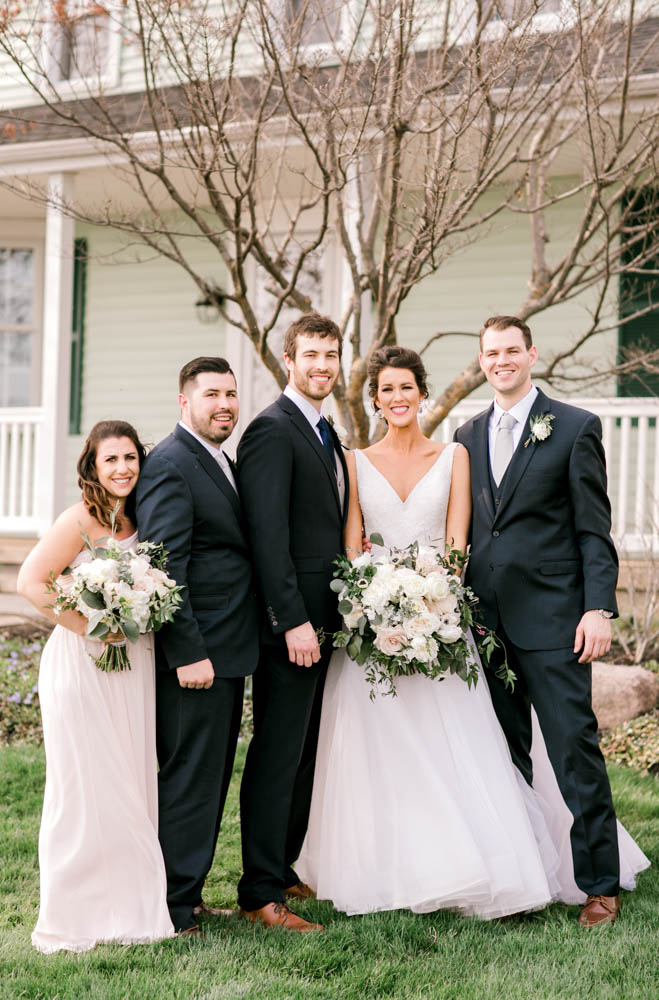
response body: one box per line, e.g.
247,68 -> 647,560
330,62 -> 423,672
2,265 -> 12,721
296,346 -> 649,919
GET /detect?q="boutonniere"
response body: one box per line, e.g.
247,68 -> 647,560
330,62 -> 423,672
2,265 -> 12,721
325,413 -> 349,446
524,412 -> 555,447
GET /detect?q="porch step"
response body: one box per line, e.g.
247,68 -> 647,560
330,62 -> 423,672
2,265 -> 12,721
0,536 -> 44,627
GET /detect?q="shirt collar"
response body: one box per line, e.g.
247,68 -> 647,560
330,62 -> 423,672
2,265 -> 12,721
492,384 -> 538,428
283,384 -> 324,430
178,420 -> 225,460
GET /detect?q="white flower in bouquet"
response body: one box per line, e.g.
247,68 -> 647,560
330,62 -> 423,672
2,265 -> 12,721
427,592 -> 459,616
424,570 -> 451,602
404,610 -> 441,639
394,567 -> 427,601
415,546 -> 440,575
351,552 -> 372,570
362,578 -> 391,615
374,625 -> 408,656
437,622 -> 463,643
405,635 -> 438,663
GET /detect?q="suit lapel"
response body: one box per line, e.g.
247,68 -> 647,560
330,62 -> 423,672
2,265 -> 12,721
277,395 -> 342,513
494,389 -> 552,523
470,406 -> 496,523
173,424 -> 244,524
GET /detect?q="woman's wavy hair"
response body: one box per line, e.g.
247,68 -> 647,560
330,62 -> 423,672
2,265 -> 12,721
77,420 -> 146,531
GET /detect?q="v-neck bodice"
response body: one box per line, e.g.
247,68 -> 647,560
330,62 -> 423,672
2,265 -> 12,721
354,445 -> 457,553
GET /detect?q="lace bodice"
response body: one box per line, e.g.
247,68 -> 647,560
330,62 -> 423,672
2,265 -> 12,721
354,444 -> 457,553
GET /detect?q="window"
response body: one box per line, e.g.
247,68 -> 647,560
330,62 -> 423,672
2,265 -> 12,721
488,0 -> 561,22
69,239 -> 87,435
44,1 -> 115,84
618,188 -> 659,398
0,248 -> 37,408
286,0 -> 343,48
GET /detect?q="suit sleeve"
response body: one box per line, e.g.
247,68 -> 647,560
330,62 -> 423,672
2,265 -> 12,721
237,416 -> 309,634
568,414 -> 619,616
135,452 -> 208,668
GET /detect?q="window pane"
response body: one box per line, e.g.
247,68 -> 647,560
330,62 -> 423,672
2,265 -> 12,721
290,0 -> 341,46
0,248 -> 34,327
0,331 -> 32,406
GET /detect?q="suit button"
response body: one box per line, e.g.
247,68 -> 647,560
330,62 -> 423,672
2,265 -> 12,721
492,530 -> 500,537
272,619 -> 278,627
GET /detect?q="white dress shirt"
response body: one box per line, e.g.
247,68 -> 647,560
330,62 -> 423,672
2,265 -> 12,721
178,421 -> 238,493
488,385 -> 538,474
283,385 -> 346,509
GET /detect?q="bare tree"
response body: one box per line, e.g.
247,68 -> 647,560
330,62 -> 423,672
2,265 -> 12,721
0,0 -> 657,443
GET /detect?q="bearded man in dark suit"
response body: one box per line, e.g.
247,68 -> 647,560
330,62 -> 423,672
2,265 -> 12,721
136,357 -> 259,936
237,313 -> 348,932
455,315 -> 621,928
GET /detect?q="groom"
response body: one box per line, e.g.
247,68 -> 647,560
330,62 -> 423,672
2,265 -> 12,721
136,357 -> 260,935
455,315 -> 621,927
237,312 -> 348,932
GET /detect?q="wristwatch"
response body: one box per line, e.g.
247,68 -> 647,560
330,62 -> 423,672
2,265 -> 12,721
594,609 -> 614,619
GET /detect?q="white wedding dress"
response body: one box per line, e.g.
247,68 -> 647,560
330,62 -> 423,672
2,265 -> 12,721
32,533 -> 174,952
297,446 -> 649,918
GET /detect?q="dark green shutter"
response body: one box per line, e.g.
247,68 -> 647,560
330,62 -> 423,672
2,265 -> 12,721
69,238 -> 87,434
618,189 -> 659,398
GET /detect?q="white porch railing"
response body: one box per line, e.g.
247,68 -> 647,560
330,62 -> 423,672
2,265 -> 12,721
443,397 -> 659,556
0,407 -> 41,535
1,399 -> 659,553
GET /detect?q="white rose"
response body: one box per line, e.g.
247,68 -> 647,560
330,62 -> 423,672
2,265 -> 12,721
373,625 -> 408,656
437,623 -> 463,643
408,635 -> 438,663
427,593 -> 458,616
424,571 -> 451,602
415,546 -> 439,575
127,555 -> 151,582
394,567 -> 427,601
532,420 -> 550,440
351,552 -> 372,570
76,558 -> 117,588
362,579 -> 390,614
405,611 -> 441,639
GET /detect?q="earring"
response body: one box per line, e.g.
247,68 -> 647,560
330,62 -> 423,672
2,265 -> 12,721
372,402 -> 385,420
418,397 -> 429,418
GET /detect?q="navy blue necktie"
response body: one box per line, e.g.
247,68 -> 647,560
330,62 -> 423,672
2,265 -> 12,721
317,417 -> 336,468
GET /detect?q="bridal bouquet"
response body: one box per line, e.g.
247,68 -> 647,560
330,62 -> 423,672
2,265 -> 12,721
331,536 -> 511,698
49,529 -> 182,672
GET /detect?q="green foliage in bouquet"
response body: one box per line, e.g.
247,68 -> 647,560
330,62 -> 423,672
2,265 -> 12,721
331,535 -> 514,698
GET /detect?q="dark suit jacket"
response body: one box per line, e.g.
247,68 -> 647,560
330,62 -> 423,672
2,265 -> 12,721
455,389 -> 618,650
135,424 -> 259,677
237,393 -> 348,642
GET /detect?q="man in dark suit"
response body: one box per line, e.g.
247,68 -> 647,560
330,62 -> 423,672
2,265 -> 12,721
237,313 -> 347,932
136,357 -> 259,935
455,315 -> 621,927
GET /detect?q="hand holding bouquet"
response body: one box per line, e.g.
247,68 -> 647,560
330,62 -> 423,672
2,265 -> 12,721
331,535 -> 513,698
49,529 -> 182,672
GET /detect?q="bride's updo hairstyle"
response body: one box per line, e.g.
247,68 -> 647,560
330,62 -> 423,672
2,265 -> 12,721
367,346 -> 429,414
77,420 -> 146,531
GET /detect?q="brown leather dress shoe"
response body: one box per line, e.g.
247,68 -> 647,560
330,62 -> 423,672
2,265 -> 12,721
193,901 -> 237,918
285,881 -> 316,901
578,895 -> 620,927
239,901 -> 323,932
177,924 -> 202,938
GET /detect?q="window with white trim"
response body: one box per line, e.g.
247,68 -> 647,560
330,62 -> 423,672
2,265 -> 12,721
286,0 -> 344,48
43,1 -> 119,86
0,248 -> 38,407
488,0 -> 561,23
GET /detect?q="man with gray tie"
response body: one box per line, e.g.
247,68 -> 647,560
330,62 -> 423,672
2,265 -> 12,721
455,315 -> 622,927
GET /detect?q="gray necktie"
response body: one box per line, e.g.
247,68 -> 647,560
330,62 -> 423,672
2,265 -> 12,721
492,413 -> 517,486
216,449 -> 237,493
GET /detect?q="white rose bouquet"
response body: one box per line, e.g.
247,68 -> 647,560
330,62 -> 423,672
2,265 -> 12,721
331,535 -> 513,698
48,528 -> 182,672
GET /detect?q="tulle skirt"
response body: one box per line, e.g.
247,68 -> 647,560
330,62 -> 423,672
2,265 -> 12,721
297,648 -> 650,918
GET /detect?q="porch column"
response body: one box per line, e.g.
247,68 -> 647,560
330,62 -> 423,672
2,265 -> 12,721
38,172 -> 75,534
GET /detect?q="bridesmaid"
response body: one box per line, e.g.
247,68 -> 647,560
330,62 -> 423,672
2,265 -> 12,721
18,420 -> 174,952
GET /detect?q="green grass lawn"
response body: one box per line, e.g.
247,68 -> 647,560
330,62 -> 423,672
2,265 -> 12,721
0,745 -> 656,1000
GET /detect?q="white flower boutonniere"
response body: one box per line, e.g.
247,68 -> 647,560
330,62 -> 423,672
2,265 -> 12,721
524,412 -> 555,448
326,413 -> 349,446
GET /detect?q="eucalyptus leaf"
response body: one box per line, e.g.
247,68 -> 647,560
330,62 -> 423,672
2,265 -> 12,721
81,588 -> 105,610
329,579 -> 345,593
338,599 -> 354,616
369,532 -> 384,547
122,618 -> 140,643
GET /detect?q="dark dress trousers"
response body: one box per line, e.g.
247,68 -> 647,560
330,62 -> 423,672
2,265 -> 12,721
236,392 -> 348,911
455,389 -> 621,896
136,424 -> 259,930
